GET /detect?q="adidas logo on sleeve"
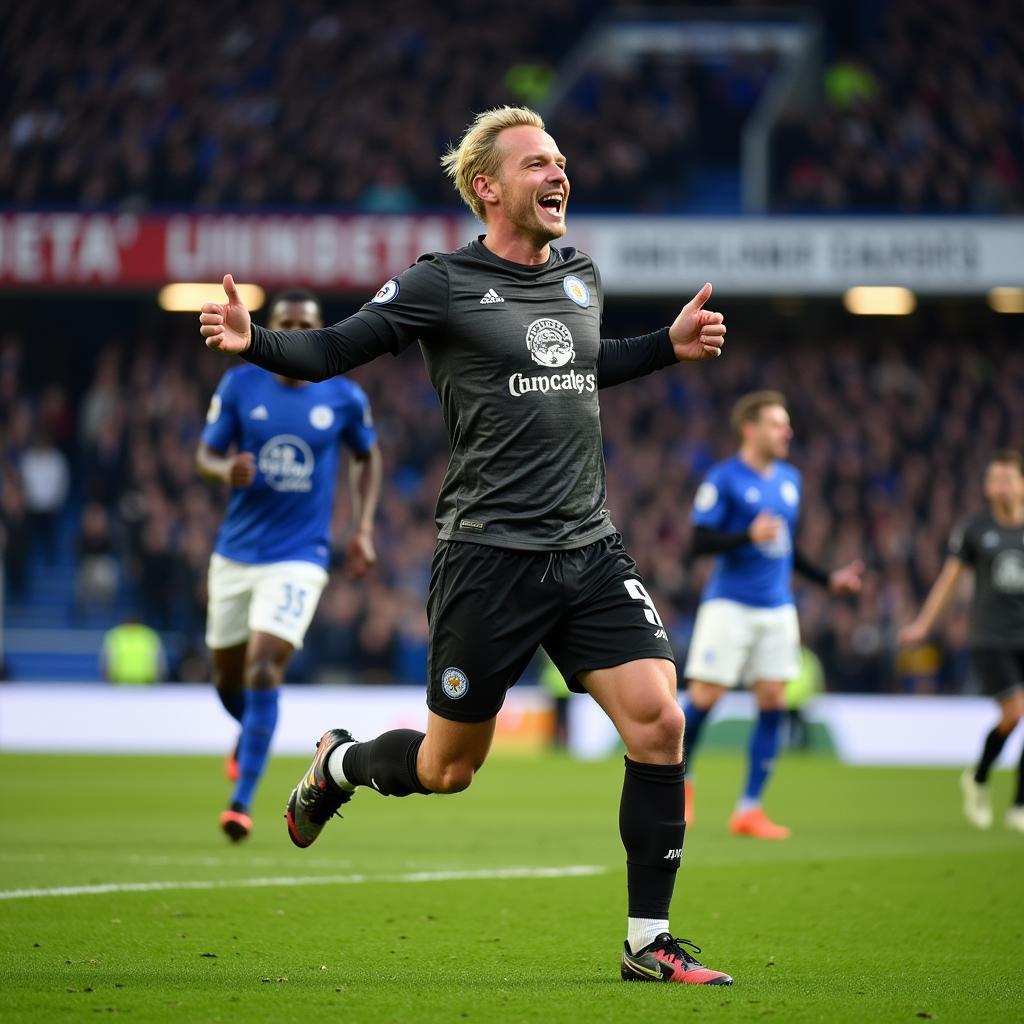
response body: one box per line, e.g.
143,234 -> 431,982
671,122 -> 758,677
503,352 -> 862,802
480,288 -> 504,304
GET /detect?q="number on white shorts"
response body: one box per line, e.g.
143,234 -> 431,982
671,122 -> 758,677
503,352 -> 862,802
274,583 -> 307,621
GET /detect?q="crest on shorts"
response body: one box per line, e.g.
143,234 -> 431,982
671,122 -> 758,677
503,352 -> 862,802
441,666 -> 469,700
563,275 -> 590,308
525,318 -> 574,368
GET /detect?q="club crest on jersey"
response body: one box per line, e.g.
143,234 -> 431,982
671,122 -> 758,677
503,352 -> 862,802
781,480 -> 799,506
309,404 -> 335,430
371,278 -> 399,304
258,434 -> 315,492
440,666 -> 469,700
563,275 -> 590,308
525,318 -> 574,368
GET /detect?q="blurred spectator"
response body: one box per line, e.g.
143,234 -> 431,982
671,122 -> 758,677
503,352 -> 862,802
0,470 -> 30,598
75,502 -> 118,614
101,616 -> 167,685
19,430 -> 69,564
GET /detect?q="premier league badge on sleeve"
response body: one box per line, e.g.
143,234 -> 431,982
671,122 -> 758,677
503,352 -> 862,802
563,275 -> 590,308
372,278 -> 400,304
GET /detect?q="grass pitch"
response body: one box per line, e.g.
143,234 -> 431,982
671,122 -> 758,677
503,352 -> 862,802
1,749 -> 1021,1023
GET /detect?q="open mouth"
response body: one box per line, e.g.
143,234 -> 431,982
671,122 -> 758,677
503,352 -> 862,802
538,193 -> 564,216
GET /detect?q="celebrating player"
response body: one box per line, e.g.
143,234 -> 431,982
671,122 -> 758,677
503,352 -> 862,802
681,391 -> 863,839
197,289 -> 381,843
200,106 -> 733,985
899,450 -> 1024,832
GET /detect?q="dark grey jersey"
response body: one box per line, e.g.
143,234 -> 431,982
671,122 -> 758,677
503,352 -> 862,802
949,511 -> 1024,649
244,238 -> 676,551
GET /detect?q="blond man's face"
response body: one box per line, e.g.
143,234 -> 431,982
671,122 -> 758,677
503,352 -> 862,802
488,125 -> 569,242
746,404 -> 793,460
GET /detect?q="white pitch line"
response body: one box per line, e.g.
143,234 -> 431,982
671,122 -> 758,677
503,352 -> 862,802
0,864 -> 607,901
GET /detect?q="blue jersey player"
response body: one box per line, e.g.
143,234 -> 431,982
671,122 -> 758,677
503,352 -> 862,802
197,289 -> 381,843
682,391 -> 862,839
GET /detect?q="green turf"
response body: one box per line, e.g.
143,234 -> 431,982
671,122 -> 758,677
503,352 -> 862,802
2,750 -> 1021,1023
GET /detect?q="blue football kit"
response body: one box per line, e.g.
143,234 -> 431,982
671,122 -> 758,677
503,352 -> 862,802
202,364 -> 377,568
691,455 -> 802,609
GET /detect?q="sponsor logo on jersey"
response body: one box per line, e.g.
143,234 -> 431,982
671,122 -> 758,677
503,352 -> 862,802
371,278 -> 399,304
441,666 -> 469,700
744,486 -> 762,503
992,550 -> 1024,593
206,393 -> 222,424
249,404 -> 269,420
983,530 -> 1000,548
480,288 -> 504,304
309,404 -> 335,430
258,434 -> 315,492
508,370 -> 596,397
526,317 -> 575,367
563,275 -> 590,308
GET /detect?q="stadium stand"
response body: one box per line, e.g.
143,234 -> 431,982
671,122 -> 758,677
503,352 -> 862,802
3,307 -> 1021,692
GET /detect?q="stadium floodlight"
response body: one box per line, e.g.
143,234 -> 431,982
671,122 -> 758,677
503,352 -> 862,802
987,287 -> 1024,314
842,286 -> 916,316
158,282 -> 265,312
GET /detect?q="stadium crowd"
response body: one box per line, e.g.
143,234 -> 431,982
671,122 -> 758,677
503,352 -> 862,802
10,0 -> 1013,215
772,0 -> 1024,213
3,313 -> 1020,694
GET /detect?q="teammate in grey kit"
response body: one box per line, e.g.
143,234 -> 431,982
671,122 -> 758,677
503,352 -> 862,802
900,450 -> 1024,832
200,106 -> 733,983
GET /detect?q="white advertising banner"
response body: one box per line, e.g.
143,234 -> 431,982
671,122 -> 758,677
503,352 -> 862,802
562,216 -> 1024,295
1,686 -> 1020,768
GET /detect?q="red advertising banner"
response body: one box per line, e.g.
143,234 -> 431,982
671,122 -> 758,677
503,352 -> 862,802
0,213 -> 470,291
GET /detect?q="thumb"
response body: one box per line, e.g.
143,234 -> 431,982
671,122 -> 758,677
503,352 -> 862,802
686,281 -> 712,311
223,273 -> 241,305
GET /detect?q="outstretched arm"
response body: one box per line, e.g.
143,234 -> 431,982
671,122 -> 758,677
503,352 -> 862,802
596,282 -> 725,389
898,558 -> 967,646
199,275 -> 396,381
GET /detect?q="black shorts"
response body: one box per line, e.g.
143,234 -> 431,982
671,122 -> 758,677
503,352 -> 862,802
971,649 -> 1024,700
426,534 -> 675,722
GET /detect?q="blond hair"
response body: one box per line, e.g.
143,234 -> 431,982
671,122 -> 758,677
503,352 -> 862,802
731,390 -> 788,438
441,106 -> 545,221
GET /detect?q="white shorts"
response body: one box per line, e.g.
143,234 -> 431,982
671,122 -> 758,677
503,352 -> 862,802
205,553 -> 329,651
684,598 -> 800,687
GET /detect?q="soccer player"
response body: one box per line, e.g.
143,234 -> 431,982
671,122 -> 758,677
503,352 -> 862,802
899,450 -> 1024,832
200,106 -> 732,985
681,391 -> 863,839
197,288 -> 381,843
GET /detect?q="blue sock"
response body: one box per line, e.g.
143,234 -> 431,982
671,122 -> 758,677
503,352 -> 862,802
682,700 -> 710,775
217,689 -> 245,725
231,689 -> 280,811
742,709 -> 783,806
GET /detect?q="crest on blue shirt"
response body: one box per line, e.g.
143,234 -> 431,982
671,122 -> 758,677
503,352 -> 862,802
563,275 -> 590,308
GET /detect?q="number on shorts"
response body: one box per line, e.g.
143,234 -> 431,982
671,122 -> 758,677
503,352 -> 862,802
623,579 -> 664,627
274,583 -> 307,621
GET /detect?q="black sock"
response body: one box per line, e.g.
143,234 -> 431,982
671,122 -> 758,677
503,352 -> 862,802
217,689 -> 245,725
619,757 -> 686,919
1016,739 -> 1024,807
341,729 -> 431,796
974,726 -> 1010,785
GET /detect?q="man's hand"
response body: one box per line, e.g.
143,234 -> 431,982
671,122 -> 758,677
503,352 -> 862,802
898,620 -> 929,647
669,282 -> 726,361
829,559 -> 864,595
199,274 -> 252,354
748,510 -> 783,545
346,528 -> 377,579
228,452 -> 256,488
